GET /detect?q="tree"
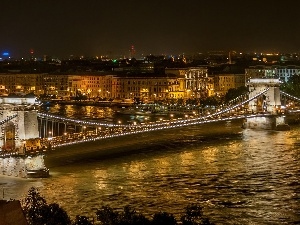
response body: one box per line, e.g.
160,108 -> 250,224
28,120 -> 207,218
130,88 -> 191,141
22,187 -> 71,225
180,204 -> 214,225
73,215 -> 93,225
22,187 -> 47,225
200,96 -> 220,107
96,205 -> 150,225
281,74 -> 300,97
224,86 -> 248,103
120,205 -> 150,225
151,211 -> 177,225
21,188 -> 215,225
40,203 -> 71,225
96,205 -> 120,225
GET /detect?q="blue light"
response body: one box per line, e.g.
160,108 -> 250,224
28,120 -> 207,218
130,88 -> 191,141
2,52 -> 9,56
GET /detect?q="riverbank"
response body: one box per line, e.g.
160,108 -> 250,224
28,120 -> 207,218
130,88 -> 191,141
42,99 -> 119,107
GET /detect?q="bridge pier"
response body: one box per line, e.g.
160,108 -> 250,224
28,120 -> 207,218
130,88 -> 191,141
0,154 -> 48,178
244,115 -> 289,130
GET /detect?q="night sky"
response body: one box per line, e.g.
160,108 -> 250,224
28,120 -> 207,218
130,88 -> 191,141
1,0 -> 300,59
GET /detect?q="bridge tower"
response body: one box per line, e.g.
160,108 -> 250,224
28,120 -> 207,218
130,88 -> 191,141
247,78 -> 281,114
0,102 -> 39,153
245,78 -> 288,130
0,96 -> 48,178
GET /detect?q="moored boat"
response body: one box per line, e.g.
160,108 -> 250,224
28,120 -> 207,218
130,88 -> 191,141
26,168 -> 49,178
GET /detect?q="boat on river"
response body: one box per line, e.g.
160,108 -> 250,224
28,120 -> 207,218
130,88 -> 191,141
26,168 -> 50,178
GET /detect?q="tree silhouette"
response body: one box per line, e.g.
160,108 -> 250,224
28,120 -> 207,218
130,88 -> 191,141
281,74 -> 300,97
21,187 -> 215,225
22,187 -> 71,225
151,211 -> 177,225
180,204 -> 214,225
96,205 -> 150,225
73,215 -> 93,225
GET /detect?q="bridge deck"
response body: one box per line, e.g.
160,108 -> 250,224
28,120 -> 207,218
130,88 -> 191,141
44,120 -> 244,168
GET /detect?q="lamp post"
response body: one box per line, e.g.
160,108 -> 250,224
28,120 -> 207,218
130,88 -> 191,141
63,132 -> 67,142
170,114 -> 174,120
82,126 -> 86,135
48,132 -> 52,140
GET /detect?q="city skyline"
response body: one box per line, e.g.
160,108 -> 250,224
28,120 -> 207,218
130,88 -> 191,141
2,0 -> 300,58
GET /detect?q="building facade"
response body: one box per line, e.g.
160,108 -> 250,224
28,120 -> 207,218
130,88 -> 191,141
245,65 -> 300,82
111,75 -> 185,101
0,66 -> 258,101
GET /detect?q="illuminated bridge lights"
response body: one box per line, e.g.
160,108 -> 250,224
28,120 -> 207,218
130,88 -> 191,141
0,114 -> 18,125
37,113 -> 128,128
280,91 -> 300,102
36,88 -> 300,151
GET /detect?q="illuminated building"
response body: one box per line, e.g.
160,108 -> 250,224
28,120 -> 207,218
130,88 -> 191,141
245,65 -> 300,82
111,75 -> 185,101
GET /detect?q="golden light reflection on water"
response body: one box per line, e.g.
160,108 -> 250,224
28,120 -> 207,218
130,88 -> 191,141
179,151 -> 195,164
44,104 -> 114,119
40,173 -> 79,208
127,161 -> 148,179
153,157 -> 171,174
227,142 -> 240,152
92,170 -> 109,190
200,147 -> 218,164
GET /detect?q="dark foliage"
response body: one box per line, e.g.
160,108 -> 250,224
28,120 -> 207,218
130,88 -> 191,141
200,96 -> 220,107
22,187 -> 71,225
96,205 -> 120,225
151,211 -> 177,225
73,215 -> 94,225
96,205 -> 150,225
180,204 -> 214,225
224,86 -> 248,103
281,74 -> 300,98
96,204 -> 214,225
39,203 -> 71,225
21,188 -> 214,225
120,205 -> 150,225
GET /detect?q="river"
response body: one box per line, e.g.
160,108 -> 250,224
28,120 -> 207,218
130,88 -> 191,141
1,104 -> 300,224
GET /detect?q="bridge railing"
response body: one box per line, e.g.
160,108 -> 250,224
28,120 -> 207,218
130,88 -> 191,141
38,87 -> 300,151
36,89 -> 273,141
0,114 -> 18,125
280,91 -> 300,102
200,88 -> 270,120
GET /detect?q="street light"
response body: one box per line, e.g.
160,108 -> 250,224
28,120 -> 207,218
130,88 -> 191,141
96,127 -> 101,135
48,132 -> 52,140
63,132 -> 67,141
118,120 -> 122,126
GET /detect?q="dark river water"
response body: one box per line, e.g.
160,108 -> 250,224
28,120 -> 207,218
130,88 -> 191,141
1,104 -> 300,224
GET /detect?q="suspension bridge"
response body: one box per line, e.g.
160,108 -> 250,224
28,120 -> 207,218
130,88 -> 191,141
0,78 -> 299,177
